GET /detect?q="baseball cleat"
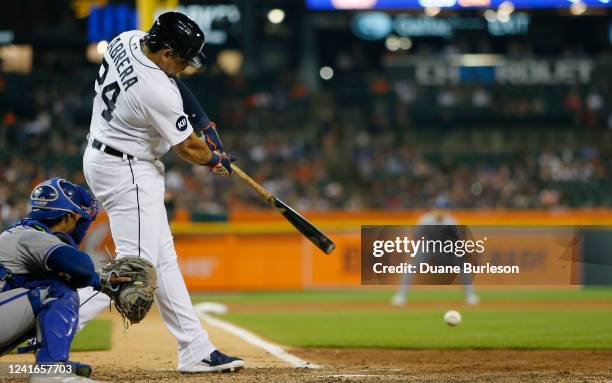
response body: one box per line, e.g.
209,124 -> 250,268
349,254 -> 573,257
27,362 -> 96,382
65,362 -> 93,378
179,350 -> 245,373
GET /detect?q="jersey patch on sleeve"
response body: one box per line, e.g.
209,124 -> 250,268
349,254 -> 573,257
176,116 -> 188,131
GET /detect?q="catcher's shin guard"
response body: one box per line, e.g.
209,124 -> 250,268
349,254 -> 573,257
33,282 -> 79,363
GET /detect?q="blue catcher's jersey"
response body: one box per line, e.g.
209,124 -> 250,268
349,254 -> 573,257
0,225 -> 68,278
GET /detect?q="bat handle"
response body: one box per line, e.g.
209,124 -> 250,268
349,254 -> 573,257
230,163 -> 274,203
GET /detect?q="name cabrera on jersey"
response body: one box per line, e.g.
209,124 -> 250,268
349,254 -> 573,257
90,30 -> 193,160
0,226 -> 68,277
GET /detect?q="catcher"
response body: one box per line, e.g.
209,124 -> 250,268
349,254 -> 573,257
0,177 -> 156,383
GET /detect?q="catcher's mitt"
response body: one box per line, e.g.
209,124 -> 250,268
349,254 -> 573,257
99,257 -> 156,325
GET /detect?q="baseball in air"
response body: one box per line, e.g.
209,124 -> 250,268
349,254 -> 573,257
444,310 -> 462,326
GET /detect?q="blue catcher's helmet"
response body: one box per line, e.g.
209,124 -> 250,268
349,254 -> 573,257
26,177 -> 98,223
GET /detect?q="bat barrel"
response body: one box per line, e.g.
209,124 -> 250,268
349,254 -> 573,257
322,241 -> 336,254
231,164 -> 336,254
273,197 -> 336,254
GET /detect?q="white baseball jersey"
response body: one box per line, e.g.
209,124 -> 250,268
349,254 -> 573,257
81,30 -> 218,369
89,30 -> 193,160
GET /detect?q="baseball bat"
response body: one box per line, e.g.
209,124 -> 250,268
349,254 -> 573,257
230,163 -> 336,254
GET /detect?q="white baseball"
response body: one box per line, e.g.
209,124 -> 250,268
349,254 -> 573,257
444,310 -> 462,326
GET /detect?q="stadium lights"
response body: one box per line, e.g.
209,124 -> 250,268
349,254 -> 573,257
267,9 -> 285,24
498,1 -> 515,15
217,50 -> 243,76
0,44 -> 32,73
484,9 -> 497,22
399,37 -> 413,50
320,66 -> 334,80
385,35 -> 401,51
96,40 -> 108,54
496,1 -> 514,23
424,6 -> 441,16
384,34 -> 412,51
497,12 -> 511,22
570,1 -> 587,14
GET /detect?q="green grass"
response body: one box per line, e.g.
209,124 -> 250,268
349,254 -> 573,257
71,320 -> 112,351
191,288 -> 612,349
192,287 -> 612,304
218,309 -> 612,349
12,319 -> 111,353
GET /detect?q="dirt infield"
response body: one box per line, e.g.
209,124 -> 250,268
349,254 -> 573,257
3,305 -> 611,383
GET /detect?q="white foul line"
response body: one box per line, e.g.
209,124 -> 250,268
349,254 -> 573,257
194,303 -> 322,369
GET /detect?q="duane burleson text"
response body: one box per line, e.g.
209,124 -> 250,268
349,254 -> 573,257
372,262 -> 520,274
372,236 -> 487,258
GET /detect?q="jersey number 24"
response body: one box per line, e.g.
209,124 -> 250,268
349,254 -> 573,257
96,58 -> 121,122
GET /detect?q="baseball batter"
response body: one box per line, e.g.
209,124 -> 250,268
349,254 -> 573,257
78,12 -> 243,372
0,177 -> 110,383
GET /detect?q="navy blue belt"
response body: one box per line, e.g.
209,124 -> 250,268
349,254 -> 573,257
92,139 -> 134,160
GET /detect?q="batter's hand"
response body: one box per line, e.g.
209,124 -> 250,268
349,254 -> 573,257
202,122 -> 223,152
207,151 -> 236,176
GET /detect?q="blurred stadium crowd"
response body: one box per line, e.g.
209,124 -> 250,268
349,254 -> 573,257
1,56 -> 611,226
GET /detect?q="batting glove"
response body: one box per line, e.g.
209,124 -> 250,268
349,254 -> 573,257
202,122 -> 224,153
206,151 -> 236,176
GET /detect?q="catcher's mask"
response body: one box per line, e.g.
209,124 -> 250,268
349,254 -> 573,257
26,177 -> 99,224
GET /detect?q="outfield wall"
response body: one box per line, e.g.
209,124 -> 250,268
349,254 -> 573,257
86,209 -> 612,290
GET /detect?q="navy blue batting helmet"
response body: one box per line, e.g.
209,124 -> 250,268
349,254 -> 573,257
145,12 -> 206,69
26,177 -> 99,222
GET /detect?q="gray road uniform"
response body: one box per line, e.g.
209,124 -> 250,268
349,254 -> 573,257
0,177 -> 100,381
0,226 -> 69,353
390,211 -> 479,306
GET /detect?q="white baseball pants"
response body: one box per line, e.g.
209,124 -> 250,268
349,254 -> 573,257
79,144 -> 216,369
